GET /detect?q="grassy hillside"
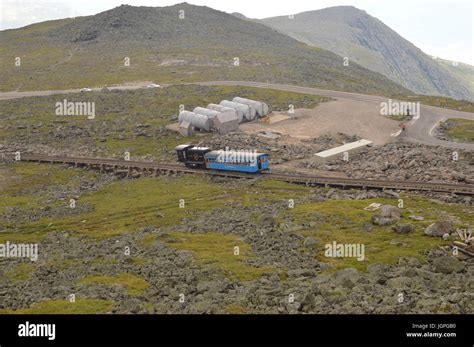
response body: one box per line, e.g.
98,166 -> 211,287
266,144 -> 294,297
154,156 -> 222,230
0,3 -> 409,96
262,6 -> 474,102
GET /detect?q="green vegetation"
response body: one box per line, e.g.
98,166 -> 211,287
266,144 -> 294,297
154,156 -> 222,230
138,234 -> 157,247
441,118 -> 474,143
224,304 -> 249,314
1,160 -> 472,313
394,94 -> 474,113
0,163 -> 99,243
2,174 -> 226,240
4,263 -> 35,282
0,163 -> 222,242
3,162 -> 468,274
1,162 -> 96,196
79,273 -> 150,296
45,258 -> 82,270
287,195 -> 472,271
237,179 -> 313,207
162,231 -> 272,281
89,258 -> 119,266
0,299 -> 113,314
45,175 -> 225,239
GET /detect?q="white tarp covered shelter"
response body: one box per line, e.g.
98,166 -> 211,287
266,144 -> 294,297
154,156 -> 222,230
207,103 -> 243,123
193,107 -> 221,129
220,100 -> 256,121
232,97 -> 269,117
178,111 -> 211,131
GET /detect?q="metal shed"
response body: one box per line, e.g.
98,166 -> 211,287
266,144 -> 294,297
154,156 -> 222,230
178,111 -> 211,132
232,97 -> 269,117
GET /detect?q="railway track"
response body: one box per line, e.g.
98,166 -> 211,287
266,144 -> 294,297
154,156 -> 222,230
3,153 -> 474,195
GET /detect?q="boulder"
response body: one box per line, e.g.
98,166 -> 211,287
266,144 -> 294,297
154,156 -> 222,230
303,237 -> 319,249
372,205 -> 401,225
392,224 -> 415,234
432,256 -> 465,274
386,276 -> 411,289
409,215 -> 424,221
424,221 -> 453,237
300,292 -> 316,312
390,239 -> 407,247
334,268 -> 361,288
362,223 -> 374,232
372,216 -> 395,226
379,205 -> 401,219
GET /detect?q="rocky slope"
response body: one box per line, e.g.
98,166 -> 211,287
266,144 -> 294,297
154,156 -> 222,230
262,6 -> 474,101
302,141 -> 474,185
1,175 -> 472,314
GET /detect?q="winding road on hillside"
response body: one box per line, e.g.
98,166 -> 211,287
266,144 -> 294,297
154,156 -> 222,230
1,81 -> 473,150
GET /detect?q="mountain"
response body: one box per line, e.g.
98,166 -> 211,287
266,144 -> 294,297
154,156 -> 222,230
434,58 -> 474,89
0,3 -> 409,95
230,12 -> 247,20
262,6 -> 474,101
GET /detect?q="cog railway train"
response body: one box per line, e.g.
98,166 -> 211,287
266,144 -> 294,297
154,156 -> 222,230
175,144 -> 270,173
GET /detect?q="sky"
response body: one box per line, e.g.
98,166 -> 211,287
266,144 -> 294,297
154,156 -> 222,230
0,0 -> 472,65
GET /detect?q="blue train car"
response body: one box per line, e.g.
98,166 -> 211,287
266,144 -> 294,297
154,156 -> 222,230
204,150 -> 269,173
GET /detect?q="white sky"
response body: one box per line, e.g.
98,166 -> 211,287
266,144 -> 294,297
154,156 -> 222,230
1,0 -> 472,65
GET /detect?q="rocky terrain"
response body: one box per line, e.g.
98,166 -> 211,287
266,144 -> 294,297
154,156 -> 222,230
2,236 -> 472,314
201,132 -> 358,163
0,160 -> 474,314
1,174 -> 472,314
301,141 -> 474,184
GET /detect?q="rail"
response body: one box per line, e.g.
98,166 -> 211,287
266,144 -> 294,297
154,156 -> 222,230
2,153 -> 474,195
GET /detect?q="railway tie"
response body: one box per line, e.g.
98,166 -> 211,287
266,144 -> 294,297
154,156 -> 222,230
2,153 -> 474,196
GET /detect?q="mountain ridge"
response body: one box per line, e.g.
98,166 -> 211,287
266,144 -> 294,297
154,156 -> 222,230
262,6 -> 473,101
0,3 -> 410,96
